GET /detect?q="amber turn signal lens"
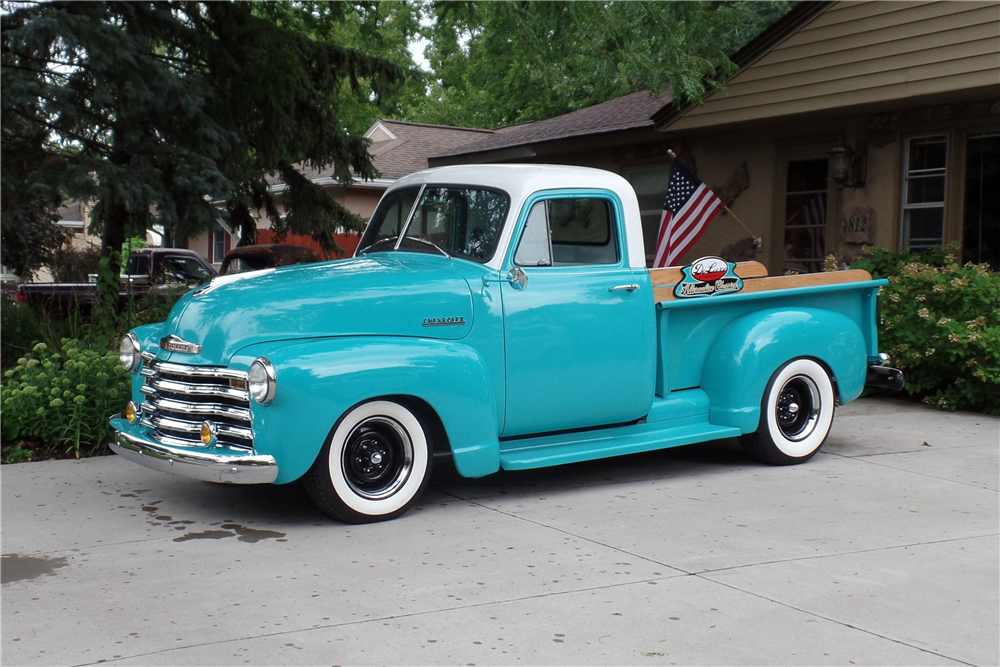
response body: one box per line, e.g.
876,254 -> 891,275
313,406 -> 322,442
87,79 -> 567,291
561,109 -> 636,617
200,420 -> 218,447
126,401 -> 140,424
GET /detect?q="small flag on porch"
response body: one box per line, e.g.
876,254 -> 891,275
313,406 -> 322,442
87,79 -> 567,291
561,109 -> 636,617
654,160 -> 725,267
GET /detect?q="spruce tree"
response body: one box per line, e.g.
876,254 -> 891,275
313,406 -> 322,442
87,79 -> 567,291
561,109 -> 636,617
1,1 -> 406,273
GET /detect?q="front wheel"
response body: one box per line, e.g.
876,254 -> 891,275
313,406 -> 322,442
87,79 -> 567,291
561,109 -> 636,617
738,358 -> 835,465
303,400 -> 432,523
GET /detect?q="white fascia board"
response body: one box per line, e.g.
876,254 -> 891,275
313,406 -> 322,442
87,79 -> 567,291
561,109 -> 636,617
267,176 -> 395,194
364,121 -> 398,141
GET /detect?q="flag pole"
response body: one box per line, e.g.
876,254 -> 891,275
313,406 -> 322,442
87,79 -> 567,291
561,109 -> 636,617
667,149 -> 760,247
724,205 -> 756,239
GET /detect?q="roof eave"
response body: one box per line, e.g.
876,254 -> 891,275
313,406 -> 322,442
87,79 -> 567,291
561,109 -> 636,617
652,1 -> 834,132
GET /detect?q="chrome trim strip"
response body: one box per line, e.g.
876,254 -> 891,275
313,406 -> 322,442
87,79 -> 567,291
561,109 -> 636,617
145,396 -> 252,422
138,419 -> 248,450
150,413 -> 254,440
147,359 -> 247,381
110,419 -> 277,484
146,377 -> 249,401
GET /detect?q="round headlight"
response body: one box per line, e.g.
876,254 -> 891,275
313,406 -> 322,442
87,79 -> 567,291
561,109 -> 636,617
248,357 -> 276,406
119,333 -> 140,373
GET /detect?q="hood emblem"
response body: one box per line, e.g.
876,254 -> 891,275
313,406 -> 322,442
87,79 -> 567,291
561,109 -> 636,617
160,335 -> 202,354
422,316 -> 466,327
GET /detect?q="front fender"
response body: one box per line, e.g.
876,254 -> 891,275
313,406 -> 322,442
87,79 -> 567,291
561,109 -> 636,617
701,308 -> 867,433
130,322 -> 165,403
231,337 -> 501,484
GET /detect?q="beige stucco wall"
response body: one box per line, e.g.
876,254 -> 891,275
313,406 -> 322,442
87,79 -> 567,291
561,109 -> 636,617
186,233 -> 212,265
670,104 -> 997,273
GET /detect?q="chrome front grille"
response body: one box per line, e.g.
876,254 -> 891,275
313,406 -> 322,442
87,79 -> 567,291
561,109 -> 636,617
138,352 -> 254,450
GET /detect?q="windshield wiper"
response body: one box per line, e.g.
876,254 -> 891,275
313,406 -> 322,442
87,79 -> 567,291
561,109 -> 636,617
403,237 -> 452,259
357,236 -> 399,256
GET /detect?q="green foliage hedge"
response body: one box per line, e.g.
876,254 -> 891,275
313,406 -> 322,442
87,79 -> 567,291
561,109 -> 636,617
853,246 -> 1000,415
1,341 -> 131,459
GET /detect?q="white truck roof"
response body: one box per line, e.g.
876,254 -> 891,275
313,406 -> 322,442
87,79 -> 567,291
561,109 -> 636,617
387,164 -> 647,270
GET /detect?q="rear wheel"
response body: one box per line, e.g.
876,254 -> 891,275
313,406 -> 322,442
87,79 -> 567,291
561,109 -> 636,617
304,400 -> 432,523
739,358 -> 835,465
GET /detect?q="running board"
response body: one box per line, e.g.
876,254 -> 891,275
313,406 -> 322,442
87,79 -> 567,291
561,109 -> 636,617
499,420 -> 742,471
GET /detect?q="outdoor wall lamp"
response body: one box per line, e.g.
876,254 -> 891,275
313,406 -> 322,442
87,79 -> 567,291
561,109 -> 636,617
829,138 -> 866,191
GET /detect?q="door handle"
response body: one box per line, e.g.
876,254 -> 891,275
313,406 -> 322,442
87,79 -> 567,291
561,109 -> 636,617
609,284 -> 639,293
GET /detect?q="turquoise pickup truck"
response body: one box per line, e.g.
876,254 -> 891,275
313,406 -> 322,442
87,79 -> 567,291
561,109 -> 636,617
110,165 -> 902,523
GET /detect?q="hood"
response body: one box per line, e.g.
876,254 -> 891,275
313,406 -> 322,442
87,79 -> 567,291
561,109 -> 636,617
157,253 -> 475,365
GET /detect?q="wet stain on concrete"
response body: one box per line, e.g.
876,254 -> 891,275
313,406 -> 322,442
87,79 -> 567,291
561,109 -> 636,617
173,530 -> 236,542
172,524 -> 286,544
1,553 -> 69,584
221,523 -> 286,543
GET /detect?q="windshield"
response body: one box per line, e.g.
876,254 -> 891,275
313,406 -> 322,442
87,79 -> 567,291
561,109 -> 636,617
222,256 -> 270,274
357,187 -> 420,254
159,256 -> 213,283
359,186 -> 509,263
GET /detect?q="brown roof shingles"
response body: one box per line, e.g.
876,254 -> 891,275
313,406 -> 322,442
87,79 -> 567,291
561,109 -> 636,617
269,120 -> 493,186
435,90 -> 671,159
368,120 -> 493,178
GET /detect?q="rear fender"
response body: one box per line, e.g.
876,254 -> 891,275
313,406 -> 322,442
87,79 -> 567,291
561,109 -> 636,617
231,337 -> 501,484
701,308 -> 867,433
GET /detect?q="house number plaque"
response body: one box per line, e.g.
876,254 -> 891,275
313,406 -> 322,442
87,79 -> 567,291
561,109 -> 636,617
842,205 -> 875,245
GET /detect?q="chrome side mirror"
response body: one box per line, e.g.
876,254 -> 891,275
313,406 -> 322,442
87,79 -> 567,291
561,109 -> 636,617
506,267 -> 527,291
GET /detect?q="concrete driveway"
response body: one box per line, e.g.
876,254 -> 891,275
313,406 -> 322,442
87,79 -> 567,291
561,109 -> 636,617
2,398 -> 998,666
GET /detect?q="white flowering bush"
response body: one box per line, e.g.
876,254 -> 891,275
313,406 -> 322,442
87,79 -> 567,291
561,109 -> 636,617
1,340 -> 131,457
853,246 -> 1000,415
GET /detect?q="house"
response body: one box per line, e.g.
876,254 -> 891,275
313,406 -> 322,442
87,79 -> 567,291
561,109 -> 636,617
433,1 -> 1000,272
184,120 -> 493,267
429,90 -> 675,260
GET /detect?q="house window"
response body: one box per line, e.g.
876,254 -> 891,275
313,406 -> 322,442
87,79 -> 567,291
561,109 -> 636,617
624,164 -> 671,263
963,132 -> 1000,268
901,135 -> 947,251
782,158 -> 829,274
211,230 -> 226,264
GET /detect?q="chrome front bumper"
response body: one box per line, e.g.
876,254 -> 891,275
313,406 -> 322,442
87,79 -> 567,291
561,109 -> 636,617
109,416 -> 278,484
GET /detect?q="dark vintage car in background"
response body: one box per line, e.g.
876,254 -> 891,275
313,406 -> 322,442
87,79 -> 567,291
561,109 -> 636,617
2,248 -> 216,317
220,244 -> 323,275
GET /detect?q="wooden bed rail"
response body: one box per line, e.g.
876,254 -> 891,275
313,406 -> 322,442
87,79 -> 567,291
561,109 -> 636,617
650,261 -> 873,303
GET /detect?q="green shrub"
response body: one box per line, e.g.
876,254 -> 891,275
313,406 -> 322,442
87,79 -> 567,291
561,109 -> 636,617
0,297 -> 85,371
852,246 -> 1000,415
1,340 -> 131,457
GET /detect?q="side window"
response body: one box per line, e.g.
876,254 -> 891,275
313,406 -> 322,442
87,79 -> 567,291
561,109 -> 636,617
160,256 -> 212,282
514,202 -> 552,266
514,197 -> 618,266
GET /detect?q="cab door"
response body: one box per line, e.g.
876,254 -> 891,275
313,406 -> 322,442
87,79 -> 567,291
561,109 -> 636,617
499,192 -> 651,438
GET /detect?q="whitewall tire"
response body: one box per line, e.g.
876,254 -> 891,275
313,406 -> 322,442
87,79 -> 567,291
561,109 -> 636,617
739,358 -> 836,465
304,400 -> 432,523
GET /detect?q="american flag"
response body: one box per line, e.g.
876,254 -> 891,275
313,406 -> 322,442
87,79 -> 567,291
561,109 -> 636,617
654,160 -> 725,267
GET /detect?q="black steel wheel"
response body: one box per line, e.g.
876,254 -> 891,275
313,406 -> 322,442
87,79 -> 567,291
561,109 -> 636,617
304,400 -> 432,523
739,358 -> 835,466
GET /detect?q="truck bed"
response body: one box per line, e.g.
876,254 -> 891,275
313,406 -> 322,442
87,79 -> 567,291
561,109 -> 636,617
647,261 -> 881,395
